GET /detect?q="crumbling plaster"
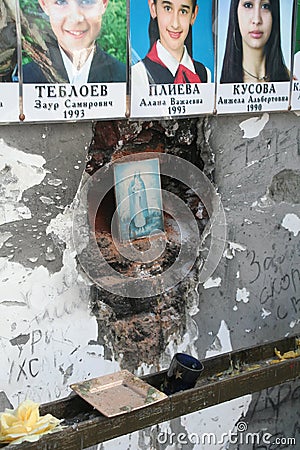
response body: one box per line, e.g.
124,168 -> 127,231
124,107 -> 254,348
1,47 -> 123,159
195,112 -> 300,360
0,123 -> 120,408
0,112 -> 299,449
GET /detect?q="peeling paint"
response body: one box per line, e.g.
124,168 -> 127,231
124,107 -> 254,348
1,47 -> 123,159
47,179 -> 63,187
40,196 -> 55,205
239,113 -> 269,138
281,213 -> 300,236
0,140 -> 47,225
206,320 -> 232,358
0,233 -> 12,249
161,326 -> 199,370
236,288 -> 250,304
203,277 -> 222,289
261,308 -> 272,319
223,241 -> 246,260
0,201 -> 119,406
290,319 -> 300,329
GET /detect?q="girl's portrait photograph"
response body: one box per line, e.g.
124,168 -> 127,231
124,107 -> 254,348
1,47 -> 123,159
218,0 -> 293,84
131,0 -> 214,86
130,0 -> 215,118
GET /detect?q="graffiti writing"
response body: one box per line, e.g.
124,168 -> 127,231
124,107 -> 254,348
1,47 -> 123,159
246,382 -> 300,449
250,383 -> 300,420
9,329 -> 44,383
244,249 -> 300,320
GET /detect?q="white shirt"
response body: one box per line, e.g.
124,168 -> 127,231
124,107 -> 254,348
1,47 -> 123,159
60,47 -> 94,84
131,40 -> 211,87
156,40 -> 196,77
294,51 -> 300,80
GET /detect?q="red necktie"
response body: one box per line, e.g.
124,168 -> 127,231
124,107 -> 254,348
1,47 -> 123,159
146,43 -> 201,84
174,64 -> 201,83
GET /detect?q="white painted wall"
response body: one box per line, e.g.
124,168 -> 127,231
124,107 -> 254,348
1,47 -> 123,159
0,113 -> 299,449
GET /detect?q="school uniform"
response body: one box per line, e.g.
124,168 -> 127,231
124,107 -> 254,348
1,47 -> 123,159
131,40 -> 211,87
23,41 -> 126,84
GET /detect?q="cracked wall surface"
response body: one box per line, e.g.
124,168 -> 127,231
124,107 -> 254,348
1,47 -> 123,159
0,123 -> 121,407
0,113 -> 299,449
196,113 -> 300,356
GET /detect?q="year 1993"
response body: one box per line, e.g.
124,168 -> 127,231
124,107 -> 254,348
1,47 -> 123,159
63,109 -> 85,119
168,105 -> 186,115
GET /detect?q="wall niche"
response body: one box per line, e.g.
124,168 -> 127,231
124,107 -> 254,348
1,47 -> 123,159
79,118 -> 214,372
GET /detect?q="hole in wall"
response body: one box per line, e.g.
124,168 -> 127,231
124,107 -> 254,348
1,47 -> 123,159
83,119 -> 211,371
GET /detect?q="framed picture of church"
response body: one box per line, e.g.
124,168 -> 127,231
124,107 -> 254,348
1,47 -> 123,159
113,158 -> 164,242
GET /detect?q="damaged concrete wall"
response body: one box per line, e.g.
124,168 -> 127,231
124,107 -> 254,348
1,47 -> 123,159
0,123 -> 121,409
196,113 -> 300,354
0,112 -> 299,449
86,119 -> 209,372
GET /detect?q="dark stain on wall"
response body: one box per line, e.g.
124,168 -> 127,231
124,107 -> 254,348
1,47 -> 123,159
268,169 -> 300,204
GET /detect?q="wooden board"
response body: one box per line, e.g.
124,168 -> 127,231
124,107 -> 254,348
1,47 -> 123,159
1,335 -> 299,449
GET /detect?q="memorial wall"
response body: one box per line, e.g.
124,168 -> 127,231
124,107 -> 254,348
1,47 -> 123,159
0,0 -> 300,123
0,0 -> 299,448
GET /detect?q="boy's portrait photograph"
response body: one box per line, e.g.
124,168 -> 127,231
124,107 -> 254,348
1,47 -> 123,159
20,0 -> 126,84
130,0 -> 215,118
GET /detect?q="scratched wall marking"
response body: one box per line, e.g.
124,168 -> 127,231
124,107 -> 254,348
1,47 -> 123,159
241,245 -> 300,323
0,202 -> 119,406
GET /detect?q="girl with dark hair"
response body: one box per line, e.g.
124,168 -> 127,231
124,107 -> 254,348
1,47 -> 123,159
220,0 -> 290,83
132,0 -> 211,86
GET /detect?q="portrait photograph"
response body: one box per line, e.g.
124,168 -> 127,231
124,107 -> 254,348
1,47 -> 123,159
114,158 -> 164,242
20,0 -> 126,84
0,0 -> 18,83
291,0 -> 300,109
294,0 -> 300,77
217,0 -> 293,84
216,0 -> 294,114
0,0 -> 19,121
130,0 -> 215,118
20,0 -> 127,121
